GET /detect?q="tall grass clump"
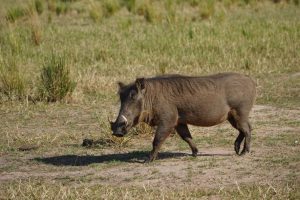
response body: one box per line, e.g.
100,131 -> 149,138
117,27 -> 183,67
122,0 -> 136,12
165,0 -> 176,23
6,7 -> 26,23
55,1 -> 70,16
47,0 -> 56,12
89,2 -> 103,22
0,59 -> 26,101
28,10 -> 43,45
135,1 -> 159,23
34,0 -> 44,15
102,0 -> 121,17
39,54 -> 76,102
0,28 -> 22,55
198,0 -> 216,20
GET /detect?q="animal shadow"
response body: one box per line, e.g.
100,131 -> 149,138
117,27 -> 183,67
34,151 -> 233,166
34,151 -> 188,166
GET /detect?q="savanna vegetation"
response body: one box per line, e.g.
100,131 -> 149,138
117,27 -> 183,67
0,0 -> 299,199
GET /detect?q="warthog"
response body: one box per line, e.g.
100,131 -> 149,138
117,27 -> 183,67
110,73 -> 256,162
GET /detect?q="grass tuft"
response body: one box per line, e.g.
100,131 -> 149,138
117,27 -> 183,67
199,0 -> 215,20
122,0 -> 136,12
89,2 -> 103,23
0,59 -> 26,101
102,0 -> 121,17
55,1 -> 70,16
29,11 -> 43,46
39,54 -> 76,102
5,7 -> 26,23
135,1 -> 160,23
34,0 -> 44,15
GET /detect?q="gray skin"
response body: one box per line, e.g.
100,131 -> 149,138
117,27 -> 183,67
110,73 -> 256,162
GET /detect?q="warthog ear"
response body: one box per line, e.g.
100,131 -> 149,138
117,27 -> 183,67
135,78 -> 145,91
118,82 -> 126,89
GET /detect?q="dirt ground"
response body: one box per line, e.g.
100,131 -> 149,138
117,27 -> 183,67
0,104 -> 299,194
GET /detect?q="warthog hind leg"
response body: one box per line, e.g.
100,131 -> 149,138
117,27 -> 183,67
228,110 -> 252,155
239,122 -> 251,155
234,132 -> 244,154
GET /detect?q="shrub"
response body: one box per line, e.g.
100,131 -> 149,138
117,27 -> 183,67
6,7 -> 26,23
0,59 -> 25,100
39,54 -> 76,102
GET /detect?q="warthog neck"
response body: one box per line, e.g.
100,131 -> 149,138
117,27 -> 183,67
139,87 -> 154,124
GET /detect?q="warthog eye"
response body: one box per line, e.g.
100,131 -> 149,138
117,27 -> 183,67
129,90 -> 137,100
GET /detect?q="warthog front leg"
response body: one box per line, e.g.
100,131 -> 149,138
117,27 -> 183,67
145,126 -> 173,163
175,124 -> 198,156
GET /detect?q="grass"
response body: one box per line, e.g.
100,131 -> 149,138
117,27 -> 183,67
34,0 -> 44,15
39,53 -> 76,102
0,0 -> 299,199
0,0 -> 298,107
5,6 -> 27,23
0,58 -> 26,100
0,179 -> 298,199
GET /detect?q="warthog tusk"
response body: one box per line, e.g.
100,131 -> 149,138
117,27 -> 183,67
121,115 -> 128,126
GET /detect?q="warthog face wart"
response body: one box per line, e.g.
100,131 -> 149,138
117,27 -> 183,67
110,78 -> 145,137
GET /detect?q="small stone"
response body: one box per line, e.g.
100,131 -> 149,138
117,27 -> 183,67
82,139 -> 94,147
18,145 -> 38,151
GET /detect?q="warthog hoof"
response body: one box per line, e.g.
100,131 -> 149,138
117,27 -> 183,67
144,158 -> 154,164
192,148 -> 198,157
239,149 -> 250,156
234,144 -> 241,155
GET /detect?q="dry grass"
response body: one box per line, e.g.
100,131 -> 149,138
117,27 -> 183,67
1,179 -> 298,199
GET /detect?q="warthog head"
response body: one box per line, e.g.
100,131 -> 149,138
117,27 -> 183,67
110,78 -> 145,137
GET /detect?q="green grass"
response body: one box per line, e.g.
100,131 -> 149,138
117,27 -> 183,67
0,57 -> 26,100
39,53 -> 76,102
0,0 -> 299,107
5,6 -> 27,23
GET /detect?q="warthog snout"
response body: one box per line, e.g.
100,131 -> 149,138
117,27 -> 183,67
110,115 -> 128,137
